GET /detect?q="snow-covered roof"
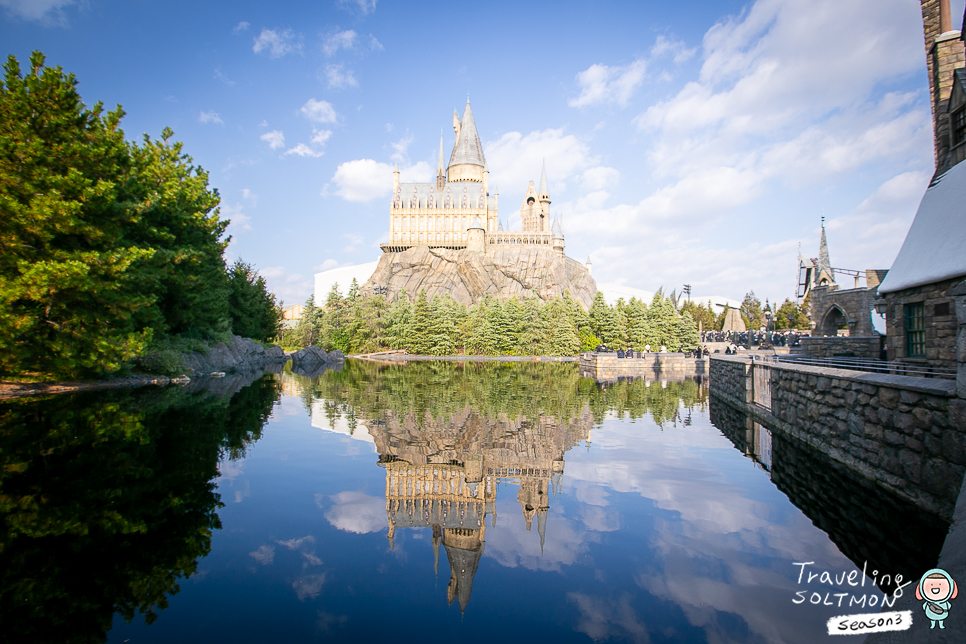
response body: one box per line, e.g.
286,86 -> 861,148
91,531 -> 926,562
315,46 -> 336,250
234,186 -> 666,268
878,161 -> 966,294
314,261 -> 378,303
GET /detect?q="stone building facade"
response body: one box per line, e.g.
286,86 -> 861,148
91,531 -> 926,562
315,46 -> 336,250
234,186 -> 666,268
876,1 -> 966,370
380,100 -> 565,256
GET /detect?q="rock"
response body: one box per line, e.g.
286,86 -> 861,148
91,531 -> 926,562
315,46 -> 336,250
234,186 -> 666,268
178,336 -> 287,376
290,346 -> 329,365
362,246 -> 597,310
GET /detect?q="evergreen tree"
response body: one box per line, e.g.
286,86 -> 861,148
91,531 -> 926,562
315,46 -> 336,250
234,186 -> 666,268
542,298 -> 580,356
407,290 -> 433,355
0,52 -> 230,378
740,291 -> 763,330
383,292 -> 412,349
625,298 -> 651,350
519,296 -> 547,355
227,259 -> 281,342
428,295 -> 456,355
465,297 -> 497,355
346,293 -> 388,353
676,311 -> 700,351
588,291 -> 609,342
317,283 -> 350,351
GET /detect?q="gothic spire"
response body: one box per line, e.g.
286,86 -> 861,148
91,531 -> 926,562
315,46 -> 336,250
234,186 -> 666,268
538,159 -> 549,197
448,99 -> 486,169
437,135 -> 445,177
817,217 -> 832,282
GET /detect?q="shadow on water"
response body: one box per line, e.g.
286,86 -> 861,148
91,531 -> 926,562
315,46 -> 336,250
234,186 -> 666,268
0,371 -> 282,643
709,397 -> 949,595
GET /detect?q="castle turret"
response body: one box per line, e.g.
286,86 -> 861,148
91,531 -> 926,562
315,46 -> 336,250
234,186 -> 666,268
816,218 -> 834,286
585,256 -> 592,275
467,215 -> 485,253
521,180 -> 539,232
552,216 -> 565,255
537,160 -> 551,232
447,100 -> 486,183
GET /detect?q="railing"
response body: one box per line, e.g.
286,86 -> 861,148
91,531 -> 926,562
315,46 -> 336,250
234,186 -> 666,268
765,355 -> 957,380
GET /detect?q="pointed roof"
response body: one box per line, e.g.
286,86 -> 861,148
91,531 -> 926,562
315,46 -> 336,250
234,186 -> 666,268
448,100 -> 486,169
552,216 -> 564,239
817,219 -> 833,283
437,136 -> 445,176
538,160 -> 549,197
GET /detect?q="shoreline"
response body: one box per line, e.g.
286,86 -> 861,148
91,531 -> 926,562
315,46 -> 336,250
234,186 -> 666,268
348,352 -> 579,363
0,375 -> 174,401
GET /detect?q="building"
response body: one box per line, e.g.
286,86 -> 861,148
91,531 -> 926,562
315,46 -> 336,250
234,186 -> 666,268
362,100 -> 597,309
875,0 -> 966,371
380,100 -> 564,255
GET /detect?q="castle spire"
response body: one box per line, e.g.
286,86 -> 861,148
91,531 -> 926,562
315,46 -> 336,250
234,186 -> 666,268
447,99 -> 486,177
538,159 -> 549,197
437,135 -> 445,176
817,217 -> 834,286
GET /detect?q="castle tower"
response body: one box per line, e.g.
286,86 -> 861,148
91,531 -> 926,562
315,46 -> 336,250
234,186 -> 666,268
552,217 -> 565,255
520,181 -> 539,232
921,0 -> 965,169
537,160 -> 551,233
467,216 -> 485,252
447,100 -> 486,183
436,136 -> 446,191
585,256 -> 592,276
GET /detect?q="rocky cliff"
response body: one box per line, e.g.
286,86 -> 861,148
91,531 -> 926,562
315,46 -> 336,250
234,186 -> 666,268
361,246 -> 597,310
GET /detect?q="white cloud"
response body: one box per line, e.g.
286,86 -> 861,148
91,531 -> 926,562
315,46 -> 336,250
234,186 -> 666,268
300,98 -> 338,124
399,161 -> 432,183
581,166 -> 620,191
198,110 -> 223,125
221,202 -> 252,234
342,233 -> 363,253
337,0 -> 377,16
260,266 -> 314,306
241,188 -> 257,205
260,130 -> 285,149
285,143 -> 324,158
327,159 -> 391,202
323,491 -> 386,533
232,21 -> 249,34
368,34 -> 383,51
389,133 -> 414,163
650,34 -> 696,63
315,259 -> 344,272
213,68 -> 234,86
311,129 -> 333,146
323,63 -> 358,89
323,29 -> 357,56
0,0 -> 75,24
253,28 -> 302,58
569,59 -> 647,108
485,128 -> 596,198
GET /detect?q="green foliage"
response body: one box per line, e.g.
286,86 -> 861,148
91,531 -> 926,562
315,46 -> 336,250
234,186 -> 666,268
0,52 -> 272,379
293,283 -> 699,357
680,300 -> 717,332
228,259 -> 281,343
773,297 -> 811,330
740,291 -> 763,330
0,373 -> 281,641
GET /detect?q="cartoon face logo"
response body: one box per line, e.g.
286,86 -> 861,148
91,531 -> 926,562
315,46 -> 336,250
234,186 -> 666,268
916,568 -> 958,630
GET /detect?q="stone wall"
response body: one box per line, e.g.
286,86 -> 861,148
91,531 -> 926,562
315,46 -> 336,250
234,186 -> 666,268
579,353 -> 706,382
882,275 -> 961,369
800,335 -> 881,359
809,284 -> 877,336
710,354 -> 965,519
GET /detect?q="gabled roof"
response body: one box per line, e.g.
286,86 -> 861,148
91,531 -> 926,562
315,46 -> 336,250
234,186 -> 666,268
448,100 -> 486,169
878,160 -> 966,294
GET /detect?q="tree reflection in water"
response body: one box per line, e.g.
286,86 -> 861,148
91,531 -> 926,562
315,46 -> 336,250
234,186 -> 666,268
0,375 -> 281,643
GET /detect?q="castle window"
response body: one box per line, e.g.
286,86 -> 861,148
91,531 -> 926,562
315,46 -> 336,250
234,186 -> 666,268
953,107 -> 966,147
905,302 -> 925,357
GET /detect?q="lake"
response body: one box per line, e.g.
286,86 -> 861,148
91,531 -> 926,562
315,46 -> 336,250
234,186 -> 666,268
0,361 -> 947,643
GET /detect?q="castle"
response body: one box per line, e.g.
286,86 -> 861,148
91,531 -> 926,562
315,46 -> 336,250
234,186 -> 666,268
381,100 -> 565,255
363,101 -> 597,309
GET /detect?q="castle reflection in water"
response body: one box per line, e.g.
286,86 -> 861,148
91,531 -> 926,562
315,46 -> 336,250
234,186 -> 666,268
287,360 -> 707,611
371,407 -> 594,611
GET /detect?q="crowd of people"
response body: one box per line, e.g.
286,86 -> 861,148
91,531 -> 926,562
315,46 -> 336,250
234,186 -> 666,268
699,330 -> 810,348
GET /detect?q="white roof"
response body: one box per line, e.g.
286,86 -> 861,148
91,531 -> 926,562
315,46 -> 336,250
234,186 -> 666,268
314,261 -> 378,303
878,161 -> 966,294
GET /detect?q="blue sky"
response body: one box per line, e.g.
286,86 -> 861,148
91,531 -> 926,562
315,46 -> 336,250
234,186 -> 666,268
2,0 -> 960,307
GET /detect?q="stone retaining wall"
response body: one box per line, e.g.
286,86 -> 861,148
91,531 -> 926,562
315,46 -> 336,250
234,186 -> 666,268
800,335 -> 881,359
710,354 -> 965,519
579,353 -> 706,382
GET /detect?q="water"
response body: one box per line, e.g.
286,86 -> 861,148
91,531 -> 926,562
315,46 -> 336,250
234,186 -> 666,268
0,362 -> 947,643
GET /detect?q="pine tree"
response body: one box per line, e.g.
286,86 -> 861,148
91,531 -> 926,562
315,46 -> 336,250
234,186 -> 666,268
625,298 -> 651,350
407,289 -> 433,355
588,291 -> 609,343
542,298 -> 580,356
428,295 -> 455,355
519,296 -> 546,355
383,293 -> 412,349
227,259 -> 281,342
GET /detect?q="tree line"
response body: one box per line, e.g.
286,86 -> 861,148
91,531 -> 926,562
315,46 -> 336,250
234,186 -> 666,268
0,53 -> 280,379
283,282 -> 700,356
679,292 -> 810,332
